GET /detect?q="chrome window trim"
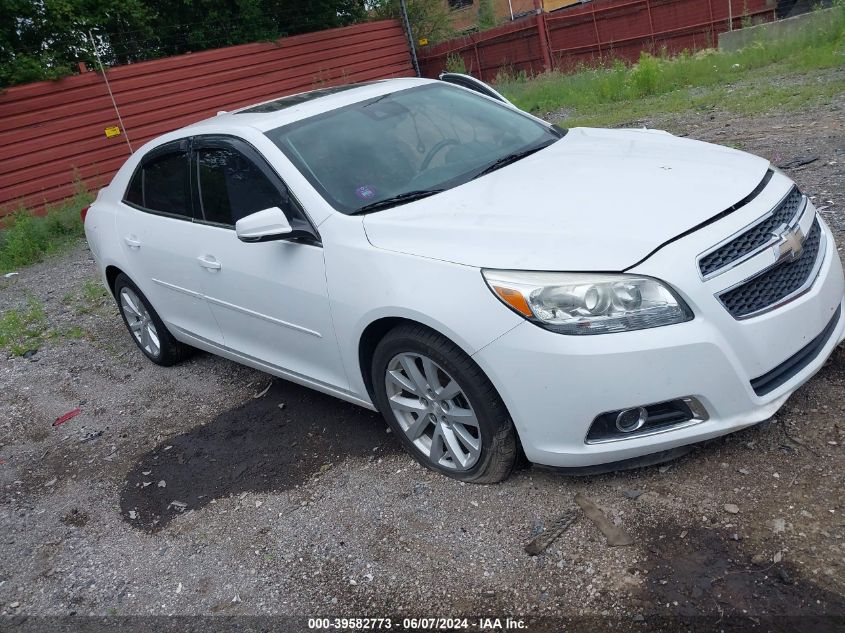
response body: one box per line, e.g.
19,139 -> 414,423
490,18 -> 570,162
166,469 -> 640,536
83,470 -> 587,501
714,219 -> 827,321
696,189 -> 806,281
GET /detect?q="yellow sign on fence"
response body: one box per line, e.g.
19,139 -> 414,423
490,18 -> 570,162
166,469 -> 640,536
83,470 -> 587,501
104,126 -> 121,138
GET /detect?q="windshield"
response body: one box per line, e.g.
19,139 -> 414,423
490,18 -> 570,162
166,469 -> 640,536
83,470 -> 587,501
266,83 -> 560,215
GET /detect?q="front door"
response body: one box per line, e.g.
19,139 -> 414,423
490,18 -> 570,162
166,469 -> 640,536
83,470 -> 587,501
189,136 -> 348,390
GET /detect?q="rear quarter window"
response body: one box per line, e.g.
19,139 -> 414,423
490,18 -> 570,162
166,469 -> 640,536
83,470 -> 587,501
123,149 -> 191,218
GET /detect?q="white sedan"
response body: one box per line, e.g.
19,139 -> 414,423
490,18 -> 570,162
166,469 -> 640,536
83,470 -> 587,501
82,76 -> 845,482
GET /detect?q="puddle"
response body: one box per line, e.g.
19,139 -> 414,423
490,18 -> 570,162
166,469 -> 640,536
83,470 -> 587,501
640,521 -> 845,631
120,381 -> 396,531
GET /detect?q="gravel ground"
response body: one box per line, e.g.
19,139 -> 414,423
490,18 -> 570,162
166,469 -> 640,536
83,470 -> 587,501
2,91 -> 845,630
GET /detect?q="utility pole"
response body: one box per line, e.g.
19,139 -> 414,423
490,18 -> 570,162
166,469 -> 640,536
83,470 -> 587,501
399,0 -> 421,77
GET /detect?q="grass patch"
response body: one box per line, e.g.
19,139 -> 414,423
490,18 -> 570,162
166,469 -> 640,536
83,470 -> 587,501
74,279 -> 111,315
497,3 -> 845,124
0,187 -> 92,273
0,297 -> 47,356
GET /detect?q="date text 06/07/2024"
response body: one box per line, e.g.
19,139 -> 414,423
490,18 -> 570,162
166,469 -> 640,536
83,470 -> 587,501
306,617 -> 528,630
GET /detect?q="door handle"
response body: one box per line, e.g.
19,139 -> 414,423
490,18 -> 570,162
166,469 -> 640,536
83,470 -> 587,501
197,255 -> 222,271
124,236 -> 141,249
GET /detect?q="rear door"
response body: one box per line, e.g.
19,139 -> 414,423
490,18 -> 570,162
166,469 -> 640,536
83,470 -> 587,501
188,135 -> 348,390
117,139 -> 224,344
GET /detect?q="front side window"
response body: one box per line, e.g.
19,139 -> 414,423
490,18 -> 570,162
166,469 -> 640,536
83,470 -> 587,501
124,150 -> 191,217
266,83 -> 559,214
196,147 -> 282,226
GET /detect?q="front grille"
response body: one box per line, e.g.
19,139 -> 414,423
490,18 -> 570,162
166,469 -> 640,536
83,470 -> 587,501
750,305 -> 841,396
699,188 -> 804,277
719,218 -> 822,318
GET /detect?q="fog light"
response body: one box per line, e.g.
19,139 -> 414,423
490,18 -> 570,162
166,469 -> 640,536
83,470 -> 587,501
615,407 -> 648,433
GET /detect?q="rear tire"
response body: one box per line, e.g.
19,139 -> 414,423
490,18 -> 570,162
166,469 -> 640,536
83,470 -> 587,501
371,324 -> 517,483
113,273 -> 191,367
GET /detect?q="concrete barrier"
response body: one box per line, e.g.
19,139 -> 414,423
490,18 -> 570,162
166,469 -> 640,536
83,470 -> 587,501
719,6 -> 839,52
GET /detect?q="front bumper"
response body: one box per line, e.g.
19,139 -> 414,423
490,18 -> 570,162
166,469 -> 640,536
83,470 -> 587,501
473,210 -> 845,468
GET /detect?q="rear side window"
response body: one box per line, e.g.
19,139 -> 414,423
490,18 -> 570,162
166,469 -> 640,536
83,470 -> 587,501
196,148 -> 281,226
124,150 -> 191,218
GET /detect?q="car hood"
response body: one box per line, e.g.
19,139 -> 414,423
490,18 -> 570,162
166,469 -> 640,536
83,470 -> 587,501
362,127 -> 771,271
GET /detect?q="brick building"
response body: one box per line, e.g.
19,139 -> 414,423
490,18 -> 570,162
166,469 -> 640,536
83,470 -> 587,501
445,0 -> 584,31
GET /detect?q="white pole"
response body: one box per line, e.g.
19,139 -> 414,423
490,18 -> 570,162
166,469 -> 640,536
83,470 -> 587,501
508,0 -> 514,20
728,0 -> 733,31
88,29 -> 133,154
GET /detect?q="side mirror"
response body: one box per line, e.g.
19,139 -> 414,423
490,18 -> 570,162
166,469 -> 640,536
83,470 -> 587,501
235,207 -> 292,242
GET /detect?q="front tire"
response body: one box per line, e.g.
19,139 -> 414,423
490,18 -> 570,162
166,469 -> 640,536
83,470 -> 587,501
113,273 -> 191,367
371,324 -> 517,483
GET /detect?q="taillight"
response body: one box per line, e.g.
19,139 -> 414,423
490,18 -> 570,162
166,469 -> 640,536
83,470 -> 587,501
80,206 -> 89,223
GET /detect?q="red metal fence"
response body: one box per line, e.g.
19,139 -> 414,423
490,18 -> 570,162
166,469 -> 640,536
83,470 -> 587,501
420,0 -> 777,81
0,20 -> 414,215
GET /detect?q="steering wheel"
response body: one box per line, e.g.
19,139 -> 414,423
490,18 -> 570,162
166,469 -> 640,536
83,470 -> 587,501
420,139 -> 460,171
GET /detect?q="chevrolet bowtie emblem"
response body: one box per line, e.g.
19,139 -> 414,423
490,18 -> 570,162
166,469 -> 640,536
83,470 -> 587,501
773,225 -> 805,264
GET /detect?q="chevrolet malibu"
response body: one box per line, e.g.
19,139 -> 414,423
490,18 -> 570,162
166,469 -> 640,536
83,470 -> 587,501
82,76 -> 845,482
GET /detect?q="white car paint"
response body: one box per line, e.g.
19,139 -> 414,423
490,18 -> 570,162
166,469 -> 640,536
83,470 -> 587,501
364,127 -> 772,271
84,77 -> 845,470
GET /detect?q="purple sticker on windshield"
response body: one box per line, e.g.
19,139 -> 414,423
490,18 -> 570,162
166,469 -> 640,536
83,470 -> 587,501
355,185 -> 377,200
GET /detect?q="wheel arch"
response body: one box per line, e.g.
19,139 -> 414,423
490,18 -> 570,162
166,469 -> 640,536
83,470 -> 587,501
105,265 -> 124,296
356,315 -> 497,410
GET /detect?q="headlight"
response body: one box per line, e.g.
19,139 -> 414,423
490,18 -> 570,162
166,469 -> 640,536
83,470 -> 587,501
482,270 -> 693,335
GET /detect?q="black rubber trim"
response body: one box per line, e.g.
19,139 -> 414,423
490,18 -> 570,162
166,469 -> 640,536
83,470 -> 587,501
750,305 -> 841,397
534,446 -> 693,476
623,169 -> 774,271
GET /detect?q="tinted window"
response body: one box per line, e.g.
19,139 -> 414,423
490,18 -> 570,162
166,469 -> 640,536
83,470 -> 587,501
267,83 -> 558,214
124,150 -> 190,217
125,167 -> 143,206
196,148 -> 282,226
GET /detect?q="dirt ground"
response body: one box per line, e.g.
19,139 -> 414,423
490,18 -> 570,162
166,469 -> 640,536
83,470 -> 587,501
1,94 -> 844,631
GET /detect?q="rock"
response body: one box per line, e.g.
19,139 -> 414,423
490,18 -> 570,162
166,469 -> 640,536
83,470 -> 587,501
724,504 -> 740,514
10,602 -> 20,608
632,614 -> 645,622
778,155 -> 819,169
738,468 -> 750,475
751,554 -> 768,565
157,480 -> 166,488
772,518 -> 787,533
778,568 -> 793,584
622,489 -> 644,500
22,349 -> 37,359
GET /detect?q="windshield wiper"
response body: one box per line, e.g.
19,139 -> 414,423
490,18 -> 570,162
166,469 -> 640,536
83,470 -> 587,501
471,143 -> 551,180
351,189 -> 444,215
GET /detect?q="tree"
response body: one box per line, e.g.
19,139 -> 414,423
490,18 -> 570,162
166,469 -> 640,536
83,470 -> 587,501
369,0 -> 453,45
477,0 -> 496,29
0,0 -> 369,88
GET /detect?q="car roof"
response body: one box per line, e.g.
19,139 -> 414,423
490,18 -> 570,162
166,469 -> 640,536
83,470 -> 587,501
186,77 -> 435,134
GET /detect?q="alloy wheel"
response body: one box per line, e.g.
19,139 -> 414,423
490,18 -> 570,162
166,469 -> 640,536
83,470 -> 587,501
385,352 -> 482,470
120,287 -> 160,358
